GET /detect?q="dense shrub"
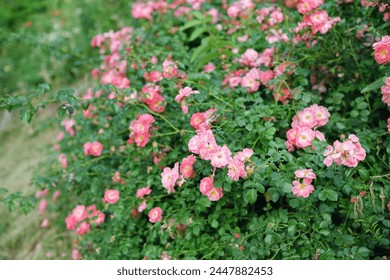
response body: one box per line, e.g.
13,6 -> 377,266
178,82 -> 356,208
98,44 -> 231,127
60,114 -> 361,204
2,0 -> 390,260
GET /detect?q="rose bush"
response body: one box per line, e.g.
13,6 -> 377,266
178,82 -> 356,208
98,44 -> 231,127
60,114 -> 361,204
2,0 -> 390,260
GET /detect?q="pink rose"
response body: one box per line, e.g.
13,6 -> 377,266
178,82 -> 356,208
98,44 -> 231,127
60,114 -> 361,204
148,207 -> 163,223
104,189 -> 120,204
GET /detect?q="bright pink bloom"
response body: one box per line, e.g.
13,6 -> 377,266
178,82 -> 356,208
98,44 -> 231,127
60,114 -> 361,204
241,68 -> 261,92
148,207 -> 163,223
381,77 -> 390,105
190,113 -> 207,130
199,176 -> 214,195
83,142 -> 92,156
65,215 -> 77,230
373,36 -> 390,64
180,155 -> 197,178
90,141 -> 103,157
161,162 -> 179,193
292,180 -> 315,198
72,205 -> 87,222
76,222 -> 90,235
136,186 -> 152,199
104,189 -> 120,204
297,107 -> 316,128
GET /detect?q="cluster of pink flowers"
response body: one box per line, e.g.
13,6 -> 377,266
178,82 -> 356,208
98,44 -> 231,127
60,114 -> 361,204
190,108 -> 218,131
90,27 -> 132,89
128,114 -> 155,147
381,77 -> 390,106
65,204 -> 105,236
103,189 -> 120,204
374,37 -> 390,134
83,141 -> 104,157
199,176 -> 223,201
136,186 -> 152,213
161,155 -> 197,194
292,169 -> 316,198
36,189 -> 60,228
140,84 -> 166,113
227,0 -> 255,19
175,86 -> 200,113
361,0 -> 390,22
289,0 -> 340,46
323,134 -> 366,168
286,104 -> 330,151
373,36 -> 390,65
61,119 -> 75,136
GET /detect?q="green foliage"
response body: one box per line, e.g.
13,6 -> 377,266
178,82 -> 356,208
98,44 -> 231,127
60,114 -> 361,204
1,0 -> 389,260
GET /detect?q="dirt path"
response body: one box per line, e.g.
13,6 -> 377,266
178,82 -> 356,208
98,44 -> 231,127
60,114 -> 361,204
0,109 -> 69,259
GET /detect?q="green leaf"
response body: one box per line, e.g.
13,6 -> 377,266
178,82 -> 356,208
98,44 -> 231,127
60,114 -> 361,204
189,27 -> 207,42
179,19 -> 202,32
244,189 -> 257,204
326,190 -> 338,201
289,198 -> 300,208
19,110 -> 31,123
361,77 -> 384,93
190,43 -> 210,64
211,219 -> 219,228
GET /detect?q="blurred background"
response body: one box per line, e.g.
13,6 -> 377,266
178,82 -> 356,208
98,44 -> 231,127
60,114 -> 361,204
0,0 -> 131,259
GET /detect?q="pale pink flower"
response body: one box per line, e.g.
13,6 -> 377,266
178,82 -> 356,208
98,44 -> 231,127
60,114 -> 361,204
206,187 -> 224,201
132,3 -> 154,21
207,8 -> 219,24
175,86 -> 199,103
58,153 -> 68,168
297,108 -> 316,128
294,169 -> 316,180
162,59 -> 179,79
295,127 -> 315,148
138,201 -> 147,212
72,248 -> 82,260
112,171 -> 121,183
199,176 -> 214,195
239,49 -> 261,67
148,207 -> 163,223
104,189 -> 120,204
72,205 -> 87,222
241,68 -> 261,92
292,180 -> 315,198
76,222 -> 90,235
38,199 -> 47,214
227,157 -> 247,181
203,62 -> 216,73
161,162 -> 179,193
41,218 -> 50,228
210,145 -> 232,168
136,186 -> 152,199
